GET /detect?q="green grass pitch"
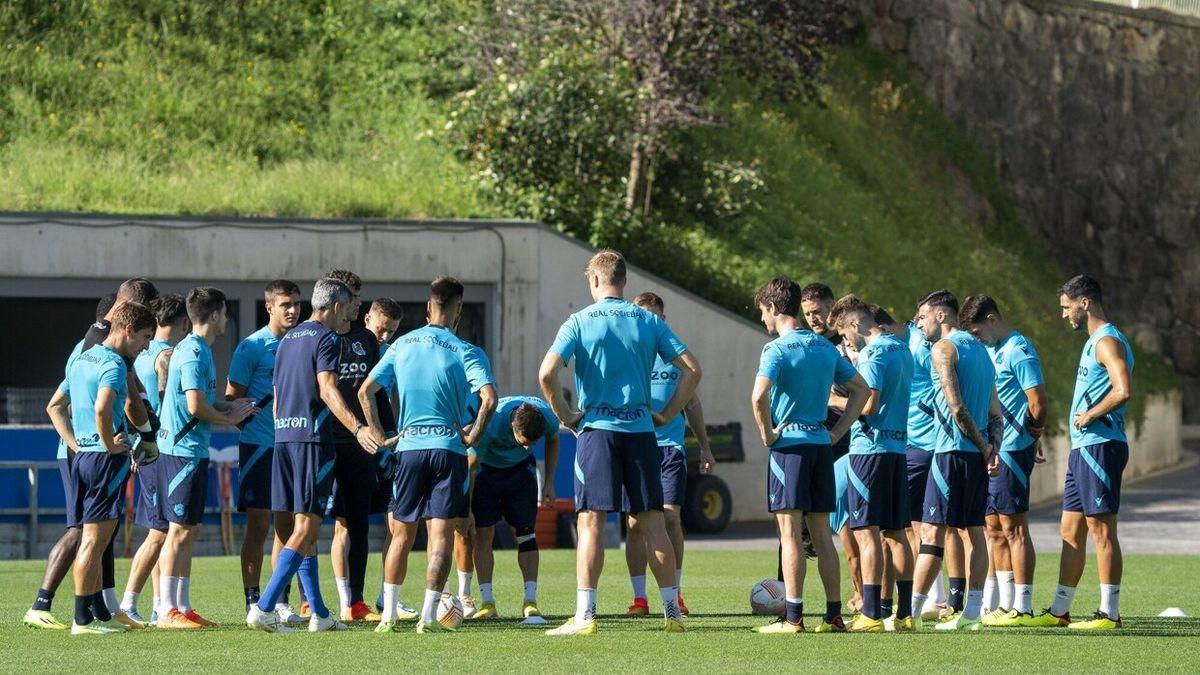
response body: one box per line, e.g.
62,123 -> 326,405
3,550 -> 1199,672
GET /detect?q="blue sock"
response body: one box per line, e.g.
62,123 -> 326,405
257,548 -> 304,613
896,580 -> 913,619
298,556 -> 329,619
74,595 -> 93,625
824,600 -> 841,622
785,600 -> 803,625
863,584 -> 882,620
949,577 -> 966,613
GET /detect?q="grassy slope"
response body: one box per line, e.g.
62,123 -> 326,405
0,4 -> 1173,421
0,2 -> 489,218
2,551 -> 1199,672
669,42 -> 1174,424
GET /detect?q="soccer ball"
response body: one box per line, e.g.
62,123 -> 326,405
750,579 -> 785,617
437,593 -> 464,630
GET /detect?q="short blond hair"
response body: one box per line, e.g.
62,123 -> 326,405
585,249 -> 627,286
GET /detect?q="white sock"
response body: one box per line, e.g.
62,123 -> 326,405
1050,584 -> 1076,616
575,588 -> 597,623
151,595 -> 160,616
997,570 -> 1015,610
480,583 -> 494,604
1099,584 -> 1120,618
963,589 -> 983,620
380,584 -> 399,622
523,581 -> 537,604
458,571 -> 473,598
930,570 -> 947,604
912,592 -> 929,618
159,576 -> 177,612
659,586 -> 681,621
982,576 -> 998,612
102,588 -> 120,614
335,577 -> 351,610
421,589 -> 441,623
177,577 -> 191,613
1014,584 -> 1033,614
630,575 -> 647,600
121,590 -> 139,613
676,569 -> 683,588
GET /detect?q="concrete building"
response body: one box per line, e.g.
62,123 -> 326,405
0,212 -> 771,532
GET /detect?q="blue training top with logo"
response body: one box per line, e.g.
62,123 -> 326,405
930,329 -> 996,453
460,344 -> 493,428
229,326 -> 281,448
159,333 -> 218,458
849,333 -> 914,455
133,338 -> 171,415
549,297 -> 687,434
273,319 -> 341,445
1070,323 -> 1135,449
988,330 -> 1045,452
66,344 -> 129,452
758,326 -> 858,448
906,324 -> 937,451
369,324 -> 493,455
471,395 -> 559,468
650,355 -> 686,448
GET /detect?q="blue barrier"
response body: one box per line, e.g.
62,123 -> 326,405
0,427 -> 579,525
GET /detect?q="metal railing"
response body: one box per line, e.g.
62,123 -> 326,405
0,460 -> 59,559
1090,0 -> 1200,17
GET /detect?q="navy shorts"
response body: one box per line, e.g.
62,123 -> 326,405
158,454 -> 209,526
574,429 -> 662,514
988,443 -> 1037,516
830,453 -> 851,533
390,449 -> 469,522
273,442 -> 337,516
237,442 -> 275,512
767,443 -> 835,514
922,451 -> 987,528
134,458 -> 167,532
71,452 -> 130,525
906,446 -> 934,525
330,443 -> 378,519
59,457 -> 79,528
1063,441 -> 1129,516
473,455 -> 539,529
847,452 -> 910,531
370,449 -> 397,515
659,445 -> 688,507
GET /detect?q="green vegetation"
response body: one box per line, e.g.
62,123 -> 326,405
3,552 -> 1199,672
0,2 -> 1175,424
0,1 -> 488,218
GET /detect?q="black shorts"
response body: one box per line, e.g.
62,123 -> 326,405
473,456 -> 539,530
329,443 -> 379,519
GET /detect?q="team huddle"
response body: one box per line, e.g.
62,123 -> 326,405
20,249 -> 1133,636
